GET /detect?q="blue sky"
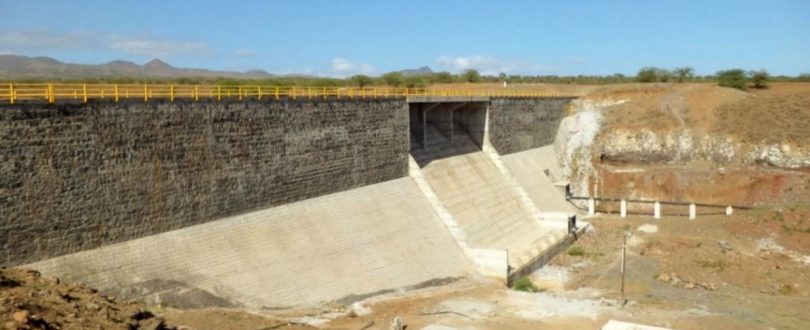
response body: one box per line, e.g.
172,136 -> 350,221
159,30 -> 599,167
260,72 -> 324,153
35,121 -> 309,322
1,0 -> 808,77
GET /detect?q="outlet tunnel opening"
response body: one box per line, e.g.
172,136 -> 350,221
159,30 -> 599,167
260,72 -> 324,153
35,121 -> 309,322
408,101 -> 488,167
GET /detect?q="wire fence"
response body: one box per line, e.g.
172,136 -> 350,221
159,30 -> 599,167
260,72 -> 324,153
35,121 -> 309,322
0,83 -> 581,104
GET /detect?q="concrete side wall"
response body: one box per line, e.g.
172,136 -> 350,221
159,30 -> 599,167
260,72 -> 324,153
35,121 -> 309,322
425,106 -> 454,140
488,98 -> 573,155
1,99 -> 409,265
455,103 -> 488,147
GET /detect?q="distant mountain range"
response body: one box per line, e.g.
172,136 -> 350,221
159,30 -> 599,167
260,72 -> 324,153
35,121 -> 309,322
0,55 -> 276,80
398,66 -> 434,76
0,55 -> 436,80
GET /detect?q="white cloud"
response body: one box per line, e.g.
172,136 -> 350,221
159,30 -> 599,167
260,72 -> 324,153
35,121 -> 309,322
109,35 -> 209,57
0,50 -> 14,55
331,57 -> 376,77
435,55 -> 552,76
436,55 -> 499,72
569,56 -> 587,64
236,48 -> 253,56
0,31 -> 95,49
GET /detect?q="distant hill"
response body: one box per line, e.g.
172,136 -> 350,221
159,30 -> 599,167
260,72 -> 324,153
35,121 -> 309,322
0,55 -> 276,80
399,66 -> 433,76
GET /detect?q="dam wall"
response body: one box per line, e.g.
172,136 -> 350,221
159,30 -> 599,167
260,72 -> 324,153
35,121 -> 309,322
1,99 -> 409,265
488,98 -> 574,155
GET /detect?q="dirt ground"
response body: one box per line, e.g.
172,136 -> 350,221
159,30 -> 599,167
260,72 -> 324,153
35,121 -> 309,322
0,268 -> 175,330
584,82 -> 810,148
594,164 -> 810,208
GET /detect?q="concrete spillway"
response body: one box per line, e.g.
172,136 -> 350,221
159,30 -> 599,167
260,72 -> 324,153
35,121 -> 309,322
501,146 -> 578,214
412,125 -> 566,269
28,177 -> 474,309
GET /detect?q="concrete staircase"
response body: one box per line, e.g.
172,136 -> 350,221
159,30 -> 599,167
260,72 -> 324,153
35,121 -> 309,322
413,124 -> 564,269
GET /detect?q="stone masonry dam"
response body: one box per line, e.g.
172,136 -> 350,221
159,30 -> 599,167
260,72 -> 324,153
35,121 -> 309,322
0,93 -> 579,308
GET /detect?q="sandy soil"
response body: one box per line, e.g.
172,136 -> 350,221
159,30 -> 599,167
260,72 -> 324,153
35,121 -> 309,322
584,82 -> 810,148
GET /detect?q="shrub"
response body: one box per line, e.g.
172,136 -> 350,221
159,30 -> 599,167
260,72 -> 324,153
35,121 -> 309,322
717,69 -> 747,90
431,72 -> 454,84
567,245 -> 585,257
674,67 -> 695,83
511,276 -> 540,292
637,66 -> 673,83
381,72 -> 403,87
461,69 -> 481,83
348,74 -> 373,88
749,70 -> 769,89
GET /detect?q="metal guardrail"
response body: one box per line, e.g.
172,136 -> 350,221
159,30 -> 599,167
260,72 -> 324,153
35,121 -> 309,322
0,83 -> 580,104
564,185 -> 752,210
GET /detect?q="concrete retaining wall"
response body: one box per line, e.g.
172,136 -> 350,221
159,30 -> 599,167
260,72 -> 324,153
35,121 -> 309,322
1,99 -> 409,265
488,98 -> 574,155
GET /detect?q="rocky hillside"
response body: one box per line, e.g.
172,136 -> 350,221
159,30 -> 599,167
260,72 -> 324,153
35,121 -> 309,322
555,83 -> 810,198
1,267 -> 175,330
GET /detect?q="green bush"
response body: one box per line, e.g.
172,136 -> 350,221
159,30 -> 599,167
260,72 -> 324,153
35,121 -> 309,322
381,72 -> 403,87
431,72 -> 454,84
511,276 -> 540,292
348,74 -> 373,87
462,69 -> 481,83
749,70 -> 769,89
567,245 -> 585,257
717,69 -> 747,90
637,66 -> 673,83
674,67 -> 695,83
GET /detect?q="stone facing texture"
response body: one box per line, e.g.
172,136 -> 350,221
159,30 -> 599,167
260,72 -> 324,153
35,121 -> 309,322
1,99 -> 409,265
488,98 -> 574,155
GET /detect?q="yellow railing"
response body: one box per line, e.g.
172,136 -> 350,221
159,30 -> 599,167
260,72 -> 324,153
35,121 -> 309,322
0,83 -> 580,104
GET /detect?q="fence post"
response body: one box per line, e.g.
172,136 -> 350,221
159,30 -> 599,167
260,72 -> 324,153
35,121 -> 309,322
170,84 -> 175,102
144,85 -> 148,102
8,83 -> 13,104
275,86 -> 279,100
654,201 -> 661,219
217,86 -> 221,101
620,200 -> 627,218
48,83 -> 55,103
588,198 -> 595,216
689,203 -> 696,220
258,86 -> 263,100
195,86 -> 199,101
114,84 -> 119,102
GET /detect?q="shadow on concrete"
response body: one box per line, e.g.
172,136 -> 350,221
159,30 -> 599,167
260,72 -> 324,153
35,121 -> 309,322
409,102 -> 488,167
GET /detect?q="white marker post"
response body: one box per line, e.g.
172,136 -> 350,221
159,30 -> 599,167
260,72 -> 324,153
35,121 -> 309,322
726,205 -> 733,216
588,198 -> 595,216
654,201 -> 661,219
620,200 -> 627,218
689,203 -> 696,220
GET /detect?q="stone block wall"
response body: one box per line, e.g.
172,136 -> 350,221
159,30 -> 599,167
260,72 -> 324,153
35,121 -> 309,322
0,99 -> 409,265
488,98 -> 574,154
